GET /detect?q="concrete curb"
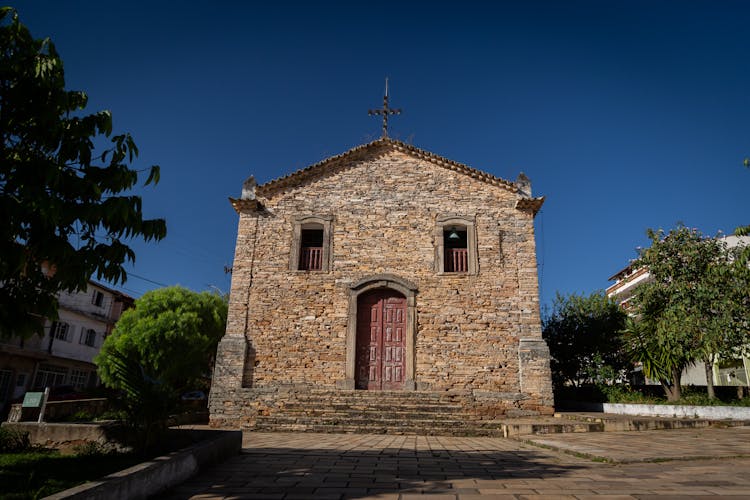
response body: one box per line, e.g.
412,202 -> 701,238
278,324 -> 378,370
602,403 -> 750,420
43,429 -> 241,500
562,401 -> 750,420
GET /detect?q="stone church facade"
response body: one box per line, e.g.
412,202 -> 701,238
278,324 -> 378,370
209,138 -> 553,430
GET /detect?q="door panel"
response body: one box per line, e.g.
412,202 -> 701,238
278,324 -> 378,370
355,289 -> 406,390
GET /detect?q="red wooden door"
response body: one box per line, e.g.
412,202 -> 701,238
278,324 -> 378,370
356,289 -> 406,390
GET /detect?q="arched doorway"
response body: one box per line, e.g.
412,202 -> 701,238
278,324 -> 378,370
343,274 -> 417,391
356,288 -> 407,390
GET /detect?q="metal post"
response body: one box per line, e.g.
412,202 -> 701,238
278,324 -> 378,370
37,387 -> 49,423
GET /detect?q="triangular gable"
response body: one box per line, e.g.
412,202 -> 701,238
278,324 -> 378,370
231,138 -> 545,215
256,138 -> 520,197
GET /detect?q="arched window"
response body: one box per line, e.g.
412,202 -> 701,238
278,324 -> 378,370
443,225 -> 468,272
435,215 -> 478,275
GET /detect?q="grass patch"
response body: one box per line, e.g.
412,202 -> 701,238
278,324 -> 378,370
558,385 -> 750,407
0,427 -> 210,499
0,448 -> 142,500
600,385 -> 659,404
602,385 -> 750,407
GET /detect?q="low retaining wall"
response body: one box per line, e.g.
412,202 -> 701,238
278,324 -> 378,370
43,429 -> 241,500
1,421 -> 126,453
601,403 -> 750,420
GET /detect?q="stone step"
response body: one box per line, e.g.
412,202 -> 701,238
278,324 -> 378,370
254,422 -> 509,436
253,415 -> 605,437
279,402 -> 465,413
254,418 -> 509,437
290,397 -> 463,408
501,420 -> 605,437
256,415 -> 475,427
554,412 -> 750,432
293,390 -> 463,403
272,410 -> 471,422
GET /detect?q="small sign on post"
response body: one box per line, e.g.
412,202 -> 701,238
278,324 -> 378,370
20,388 -> 50,422
22,391 -> 44,408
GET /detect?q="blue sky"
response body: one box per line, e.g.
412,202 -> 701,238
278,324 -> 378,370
13,1 -> 750,309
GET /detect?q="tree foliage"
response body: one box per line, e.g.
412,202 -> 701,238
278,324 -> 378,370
623,225 -> 750,401
96,286 -> 228,392
0,8 -> 166,339
542,291 -> 628,389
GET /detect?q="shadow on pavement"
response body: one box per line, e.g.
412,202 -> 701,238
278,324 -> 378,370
156,445 -> 586,498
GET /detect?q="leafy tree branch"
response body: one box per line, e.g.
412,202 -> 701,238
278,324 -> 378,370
0,8 -> 166,339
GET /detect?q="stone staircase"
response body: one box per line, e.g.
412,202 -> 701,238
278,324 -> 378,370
252,390 -> 558,436
255,391 -> 496,435
248,389 -> 750,437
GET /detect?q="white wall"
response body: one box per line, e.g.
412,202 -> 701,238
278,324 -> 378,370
47,310 -> 106,364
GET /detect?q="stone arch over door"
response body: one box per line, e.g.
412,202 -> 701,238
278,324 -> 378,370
342,274 -> 418,390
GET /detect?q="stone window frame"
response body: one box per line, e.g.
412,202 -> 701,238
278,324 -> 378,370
434,215 -> 478,275
289,215 -> 333,272
341,274 -> 418,391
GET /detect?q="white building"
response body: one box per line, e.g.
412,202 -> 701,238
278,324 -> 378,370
607,235 -> 750,388
0,282 -> 133,415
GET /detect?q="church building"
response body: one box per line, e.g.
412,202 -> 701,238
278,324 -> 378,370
209,96 -> 553,432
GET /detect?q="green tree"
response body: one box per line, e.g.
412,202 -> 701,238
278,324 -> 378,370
542,291 -> 628,389
693,240 -> 750,398
96,286 -> 228,393
624,226 -> 750,401
0,7 -> 166,340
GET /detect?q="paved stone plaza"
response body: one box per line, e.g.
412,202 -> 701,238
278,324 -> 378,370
158,427 -> 750,499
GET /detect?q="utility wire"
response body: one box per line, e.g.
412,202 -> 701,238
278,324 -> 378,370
126,272 -> 168,287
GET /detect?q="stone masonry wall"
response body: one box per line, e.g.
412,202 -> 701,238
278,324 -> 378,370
210,145 -> 553,425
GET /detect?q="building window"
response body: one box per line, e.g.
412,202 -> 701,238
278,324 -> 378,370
33,364 -> 67,389
435,215 -> 478,275
51,322 -> 70,342
444,227 -> 469,272
81,329 -> 97,347
299,226 -> 324,270
92,290 -> 104,307
69,369 -> 89,389
290,215 -> 333,272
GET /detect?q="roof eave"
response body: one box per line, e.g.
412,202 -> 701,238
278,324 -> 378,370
515,196 -> 545,216
229,197 -> 264,214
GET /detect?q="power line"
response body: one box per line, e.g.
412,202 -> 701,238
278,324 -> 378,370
126,272 -> 168,287
119,285 -> 145,297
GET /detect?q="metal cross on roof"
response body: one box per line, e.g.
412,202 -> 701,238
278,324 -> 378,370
368,78 -> 401,138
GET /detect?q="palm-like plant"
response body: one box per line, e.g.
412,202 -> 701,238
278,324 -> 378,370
105,348 -> 176,454
621,316 -> 691,401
